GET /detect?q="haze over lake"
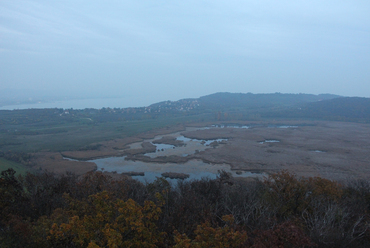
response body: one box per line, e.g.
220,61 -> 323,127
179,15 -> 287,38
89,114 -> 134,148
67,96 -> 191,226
0,97 -> 154,110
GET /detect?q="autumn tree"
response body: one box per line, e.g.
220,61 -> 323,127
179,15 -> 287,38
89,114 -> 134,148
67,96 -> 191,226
35,190 -> 165,248
174,215 -> 248,248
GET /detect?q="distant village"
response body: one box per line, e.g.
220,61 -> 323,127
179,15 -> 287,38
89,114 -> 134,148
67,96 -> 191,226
59,99 -> 200,116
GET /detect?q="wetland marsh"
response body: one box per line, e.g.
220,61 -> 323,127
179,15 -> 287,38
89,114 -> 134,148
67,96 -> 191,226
51,121 -> 370,181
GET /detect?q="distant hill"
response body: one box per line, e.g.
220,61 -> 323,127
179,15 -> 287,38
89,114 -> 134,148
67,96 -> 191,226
4,92 -> 370,125
277,97 -> 370,122
146,93 -> 342,118
194,92 -> 370,122
197,92 -> 340,110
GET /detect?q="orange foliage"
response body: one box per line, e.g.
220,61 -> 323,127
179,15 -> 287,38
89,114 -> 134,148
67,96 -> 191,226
45,191 -> 164,248
264,170 -> 343,217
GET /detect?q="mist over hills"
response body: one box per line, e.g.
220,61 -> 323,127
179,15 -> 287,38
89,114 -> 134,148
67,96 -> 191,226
198,93 -> 370,122
279,97 -> 370,121
149,92 -> 349,120
196,92 -> 340,111
199,92 -> 339,107
150,92 -> 340,111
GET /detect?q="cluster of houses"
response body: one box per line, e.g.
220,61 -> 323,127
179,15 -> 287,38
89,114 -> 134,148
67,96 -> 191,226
144,99 -> 200,113
56,99 -> 201,118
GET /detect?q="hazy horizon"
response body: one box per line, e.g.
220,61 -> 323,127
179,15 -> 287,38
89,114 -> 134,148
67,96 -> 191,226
1,1 -> 369,104
0,90 -> 343,110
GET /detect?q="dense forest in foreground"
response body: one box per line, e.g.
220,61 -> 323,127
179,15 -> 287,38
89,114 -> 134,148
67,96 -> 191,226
1,169 -> 369,247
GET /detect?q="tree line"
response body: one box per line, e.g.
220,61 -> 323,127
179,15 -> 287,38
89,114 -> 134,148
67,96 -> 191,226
1,169 -> 369,247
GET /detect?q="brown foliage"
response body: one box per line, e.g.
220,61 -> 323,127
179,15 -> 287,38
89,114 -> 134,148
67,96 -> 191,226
252,221 -> 315,248
174,215 -> 248,248
1,169 -> 370,247
263,170 -> 343,218
38,191 -> 165,248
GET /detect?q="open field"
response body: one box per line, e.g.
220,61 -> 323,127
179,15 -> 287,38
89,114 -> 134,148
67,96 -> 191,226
0,114 -> 211,153
0,158 -> 29,175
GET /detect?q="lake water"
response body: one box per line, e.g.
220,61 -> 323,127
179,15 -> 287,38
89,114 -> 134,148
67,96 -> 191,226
0,97 -> 150,110
81,126 -> 264,183
259,140 -> 280,144
63,125 -> 280,183
153,143 -> 176,151
89,156 -> 263,184
268,125 -> 298,128
175,136 -> 227,146
211,124 -> 249,129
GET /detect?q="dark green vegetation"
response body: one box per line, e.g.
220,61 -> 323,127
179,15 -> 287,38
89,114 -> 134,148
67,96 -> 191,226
0,109 -> 208,152
197,92 -> 338,111
1,169 -> 369,247
0,151 -> 34,175
268,97 -> 370,122
0,158 -> 28,176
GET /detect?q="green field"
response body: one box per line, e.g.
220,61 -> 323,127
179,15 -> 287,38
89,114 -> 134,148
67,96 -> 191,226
0,113 -> 212,153
0,157 -> 29,175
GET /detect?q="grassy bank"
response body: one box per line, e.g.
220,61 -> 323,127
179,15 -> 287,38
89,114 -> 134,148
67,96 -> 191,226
0,158 -> 29,175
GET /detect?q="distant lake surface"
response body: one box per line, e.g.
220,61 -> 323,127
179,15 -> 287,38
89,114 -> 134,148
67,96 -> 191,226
0,97 -> 150,110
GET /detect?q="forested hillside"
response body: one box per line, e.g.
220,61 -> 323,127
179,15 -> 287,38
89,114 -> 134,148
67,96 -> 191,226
288,97 -> 370,122
198,92 -> 339,110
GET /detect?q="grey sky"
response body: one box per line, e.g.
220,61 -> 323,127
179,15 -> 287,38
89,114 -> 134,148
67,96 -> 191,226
1,0 -> 369,104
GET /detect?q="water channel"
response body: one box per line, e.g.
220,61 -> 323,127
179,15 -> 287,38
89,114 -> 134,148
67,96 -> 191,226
90,156 -> 263,183
65,125 -> 300,183
86,126 -> 267,183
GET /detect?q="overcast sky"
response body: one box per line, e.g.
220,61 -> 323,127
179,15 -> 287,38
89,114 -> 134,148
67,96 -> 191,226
1,0 -> 370,105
